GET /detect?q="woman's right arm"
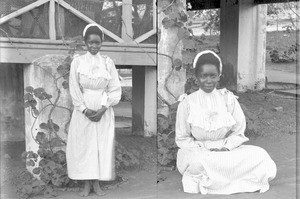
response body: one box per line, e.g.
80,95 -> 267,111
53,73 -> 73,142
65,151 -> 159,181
175,99 -> 200,148
69,58 -> 87,112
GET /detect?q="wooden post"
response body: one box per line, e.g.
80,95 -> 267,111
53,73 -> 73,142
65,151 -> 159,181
153,0 -> 156,30
144,66 -> 157,136
220,0 -> 267,92
49,0 -> 56,40
56,3 -> 65,39
121,0 -> 133,43
132,66 -> 157,136
132,66 -> 145,135
157,0 -> 186,116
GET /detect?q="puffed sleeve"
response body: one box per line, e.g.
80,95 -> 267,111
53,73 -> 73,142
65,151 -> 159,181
101,57 -> 121,107
175,99 -> 200,148
69,57 -> 87,112
224,94 -> 249,150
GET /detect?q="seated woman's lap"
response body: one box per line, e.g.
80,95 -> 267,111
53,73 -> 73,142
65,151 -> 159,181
177,145 -> 272,176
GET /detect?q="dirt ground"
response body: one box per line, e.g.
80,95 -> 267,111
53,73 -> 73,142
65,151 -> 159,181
156,91 -> 298,199
158,134 -> 298,199
1,91 -> 298,199
0,131 -> 157,199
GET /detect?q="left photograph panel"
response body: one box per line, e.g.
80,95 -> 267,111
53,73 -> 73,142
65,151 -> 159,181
0,0 -> 157,198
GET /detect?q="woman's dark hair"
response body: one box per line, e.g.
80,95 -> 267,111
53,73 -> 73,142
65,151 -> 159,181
194,53 -> 221,76
84,26 -> 103,42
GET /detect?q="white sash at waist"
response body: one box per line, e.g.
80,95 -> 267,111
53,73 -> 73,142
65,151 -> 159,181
82,89 -> 108,109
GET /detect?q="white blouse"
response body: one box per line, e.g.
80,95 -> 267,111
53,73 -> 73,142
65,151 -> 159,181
69,52 -> 121,112
175,88 -> 249,151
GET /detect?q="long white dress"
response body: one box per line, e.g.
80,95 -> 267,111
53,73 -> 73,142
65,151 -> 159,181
176,88 -> 277,194
66,52 -> 121,181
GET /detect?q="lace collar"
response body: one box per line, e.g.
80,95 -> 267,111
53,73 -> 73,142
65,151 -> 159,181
77,52 -> 112,80
187,89 -> 236,132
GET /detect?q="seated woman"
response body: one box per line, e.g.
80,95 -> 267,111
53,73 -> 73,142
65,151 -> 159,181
175,50 -> 277,195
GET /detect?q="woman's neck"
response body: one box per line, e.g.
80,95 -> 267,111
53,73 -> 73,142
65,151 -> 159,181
198,87 -> 217,95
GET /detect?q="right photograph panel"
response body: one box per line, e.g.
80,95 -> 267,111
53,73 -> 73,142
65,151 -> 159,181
157,0 -> 298,198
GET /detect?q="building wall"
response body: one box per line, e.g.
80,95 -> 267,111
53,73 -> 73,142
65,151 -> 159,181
0,63 -> 25,141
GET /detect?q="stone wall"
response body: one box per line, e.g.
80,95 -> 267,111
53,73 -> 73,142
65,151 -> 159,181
24,55 -> 72,154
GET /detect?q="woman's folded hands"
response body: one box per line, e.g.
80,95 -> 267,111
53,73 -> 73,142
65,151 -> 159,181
210,147 -> 229,152
84,107 -> 108,122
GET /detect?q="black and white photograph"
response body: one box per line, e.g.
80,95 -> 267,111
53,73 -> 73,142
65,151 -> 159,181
0,0 -> 299,198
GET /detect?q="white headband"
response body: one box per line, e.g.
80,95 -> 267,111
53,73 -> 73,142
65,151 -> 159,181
83,24 -> 104,40
193,50 -> 223,74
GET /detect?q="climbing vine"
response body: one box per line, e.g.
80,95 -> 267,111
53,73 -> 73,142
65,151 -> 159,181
157,0 -> 221,169
157,0 -> 200,169
19,38 -> 78,198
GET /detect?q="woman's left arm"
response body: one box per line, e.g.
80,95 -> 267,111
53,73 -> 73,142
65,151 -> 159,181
223,95 -> 249,151
102,57 -> 122,108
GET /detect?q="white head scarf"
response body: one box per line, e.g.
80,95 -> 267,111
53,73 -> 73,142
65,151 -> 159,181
193,50 -> 223,75
83,23 -> 104,40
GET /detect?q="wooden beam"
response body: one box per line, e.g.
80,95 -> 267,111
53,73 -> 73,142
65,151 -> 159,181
122,0 -> 133,42
0,37 -> 156,47
54,0 -> 124,43
0,0 -> 50,24
134,29 -> 156,43
49,0 -> 56,40
254,0 -> 299,4
187,0 -> 220,10
0,42 -> 156,53
0,42 -> 156,65
153,0 -> 157,29
187,0 -> 298,10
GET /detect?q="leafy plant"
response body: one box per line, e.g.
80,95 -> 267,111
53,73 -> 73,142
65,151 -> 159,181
20,38 -> 78,197
269,43 -> 298,63
157,113 -> 178,168
158,0 -> 209,168
201,9 -> 220,35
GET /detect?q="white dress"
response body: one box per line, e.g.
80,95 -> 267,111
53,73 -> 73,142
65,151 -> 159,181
176,88 -> 277,194
66,52 -> 121,181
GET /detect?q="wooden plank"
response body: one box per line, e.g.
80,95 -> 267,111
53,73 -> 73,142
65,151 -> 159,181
54,0 -> 124,43
0,0 -> 50,24
134,29 -> 156,43
0,37 -> 156,48
49,0 -> 56,40
56,4 -> 65,39
0,43 -> 156,55
187,0 -> 298,10
153,0 -> 157,29
122,0 -> 133,42
187,0 -> 220,10
0,46 -> 156,65
254,0 -> 299,4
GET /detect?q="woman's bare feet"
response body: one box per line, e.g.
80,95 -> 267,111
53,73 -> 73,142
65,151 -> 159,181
79,180 -> 91,197
92,180 -> 105,196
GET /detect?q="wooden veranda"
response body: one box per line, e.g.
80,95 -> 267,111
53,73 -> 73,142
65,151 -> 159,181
0,0 -> 157,142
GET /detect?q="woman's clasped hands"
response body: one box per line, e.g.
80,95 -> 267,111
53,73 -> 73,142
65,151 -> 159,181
84,107 -> 107,122
210,147 -> 229,152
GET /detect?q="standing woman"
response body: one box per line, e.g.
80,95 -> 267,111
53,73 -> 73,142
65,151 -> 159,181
66,24 -> 121,197
176,50 -> 277,195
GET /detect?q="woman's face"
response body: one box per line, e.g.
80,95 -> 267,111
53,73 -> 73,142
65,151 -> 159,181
196,64 -> 220,93
85,34 -> 102,55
